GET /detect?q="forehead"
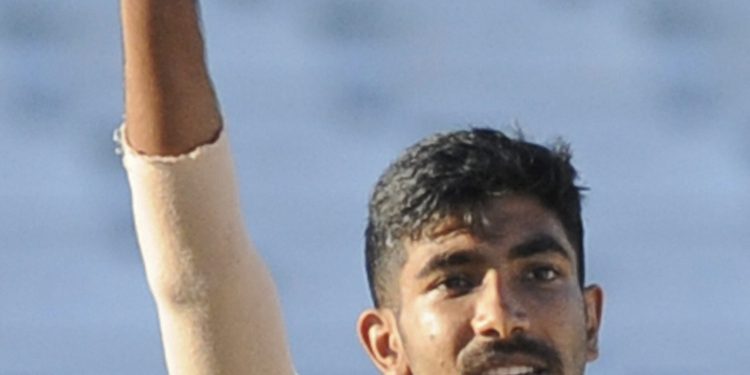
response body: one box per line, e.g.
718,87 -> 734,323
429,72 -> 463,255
401,195 -> 575,271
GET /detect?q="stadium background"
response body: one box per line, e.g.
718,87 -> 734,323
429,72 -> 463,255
1,1 -> 749,374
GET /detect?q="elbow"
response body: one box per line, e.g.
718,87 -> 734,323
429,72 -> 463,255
145,267 -> 213,308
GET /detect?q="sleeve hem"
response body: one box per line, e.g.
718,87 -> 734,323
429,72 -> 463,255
114,123 -> 227,164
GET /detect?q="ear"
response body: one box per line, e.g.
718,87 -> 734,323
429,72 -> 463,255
582,284 -> 604,362
357,308 -> 408,374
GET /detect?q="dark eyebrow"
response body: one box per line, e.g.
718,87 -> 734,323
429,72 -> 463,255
416,250 -> 487,279
508,234 -> 571,261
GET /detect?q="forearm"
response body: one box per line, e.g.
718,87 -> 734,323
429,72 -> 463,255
121,0 -> 221,155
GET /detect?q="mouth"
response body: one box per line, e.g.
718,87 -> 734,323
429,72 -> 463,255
473,354 -> 551,375
459,336 -> 560,375
483,366 -> 547,375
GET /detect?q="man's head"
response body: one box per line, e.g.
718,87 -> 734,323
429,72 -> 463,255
357,128 -> 603,375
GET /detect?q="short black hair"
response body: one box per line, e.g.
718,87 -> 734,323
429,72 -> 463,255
365,128 -> 586,307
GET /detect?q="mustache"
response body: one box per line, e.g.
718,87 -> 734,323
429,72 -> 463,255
458,335 -> 563,375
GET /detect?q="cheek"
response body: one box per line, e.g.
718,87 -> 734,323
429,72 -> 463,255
528,290 -> 589,361
401,300 -> 475,371
415,309 -> 442,343
532,291 -> 583,319
415,297 -> 475,343
525,283 -> 585,322
414,307 -> 467,345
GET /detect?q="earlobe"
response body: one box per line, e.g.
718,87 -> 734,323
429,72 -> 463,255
357,309 -> 406,374
583,284 -> 604,362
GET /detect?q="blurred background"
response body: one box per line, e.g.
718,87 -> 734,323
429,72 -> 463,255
1,1 -> 749,374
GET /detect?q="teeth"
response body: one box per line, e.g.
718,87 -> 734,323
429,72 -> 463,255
486,366 -> 536,375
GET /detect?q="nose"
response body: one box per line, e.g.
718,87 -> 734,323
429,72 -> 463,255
471,270 -> 530,338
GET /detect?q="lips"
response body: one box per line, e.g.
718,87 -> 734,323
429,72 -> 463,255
483,366 -> 545,375
476,358 -> 549,375
457,336 -> 560,375
468,351 -> 551,375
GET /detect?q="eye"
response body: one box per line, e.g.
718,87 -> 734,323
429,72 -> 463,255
525,266 -> 560,283
437,274 -> 477,294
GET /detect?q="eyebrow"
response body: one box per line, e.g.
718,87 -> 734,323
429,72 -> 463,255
508,234 -> 572,261
416,249 -> 487,279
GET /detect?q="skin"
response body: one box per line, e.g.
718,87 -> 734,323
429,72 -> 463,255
122,0 -> 222,156
359,195 -> 604,375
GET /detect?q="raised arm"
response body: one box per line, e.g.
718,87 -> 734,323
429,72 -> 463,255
122,0 -> 221,154
120,1 -> 295,374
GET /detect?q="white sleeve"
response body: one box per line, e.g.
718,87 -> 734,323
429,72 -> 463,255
118,126 -> 296,375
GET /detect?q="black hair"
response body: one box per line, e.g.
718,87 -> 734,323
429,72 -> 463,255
365,128 -> 586,307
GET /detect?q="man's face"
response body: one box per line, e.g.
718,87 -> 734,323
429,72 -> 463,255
359,195 -> 603,375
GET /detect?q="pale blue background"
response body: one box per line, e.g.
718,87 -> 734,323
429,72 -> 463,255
1,1 -> 749,374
